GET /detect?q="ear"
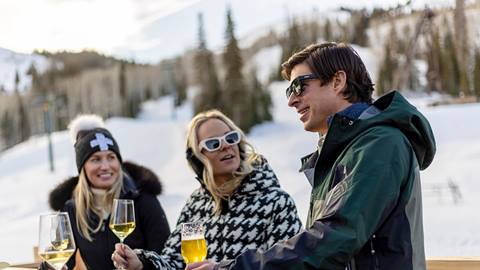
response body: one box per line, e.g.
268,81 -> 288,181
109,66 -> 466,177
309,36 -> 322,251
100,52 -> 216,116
333,70 -> 347,94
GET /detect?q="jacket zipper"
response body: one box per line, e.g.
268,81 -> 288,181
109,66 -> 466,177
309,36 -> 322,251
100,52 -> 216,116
370,234 -> 380,270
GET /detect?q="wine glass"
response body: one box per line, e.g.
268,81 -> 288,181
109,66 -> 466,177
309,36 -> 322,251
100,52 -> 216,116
38,212 -> 76,270
109,199 -> 136,244
181,221 -> 207,264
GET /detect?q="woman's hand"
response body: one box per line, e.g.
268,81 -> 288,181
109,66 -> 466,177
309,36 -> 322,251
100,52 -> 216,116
111,243 -> 143,270
185,260 -> 218,270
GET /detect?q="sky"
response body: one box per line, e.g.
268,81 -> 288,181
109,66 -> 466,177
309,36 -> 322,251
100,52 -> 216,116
0,0 -> 456,63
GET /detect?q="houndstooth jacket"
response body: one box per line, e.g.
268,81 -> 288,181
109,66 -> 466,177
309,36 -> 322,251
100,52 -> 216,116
137,161 -> 303,270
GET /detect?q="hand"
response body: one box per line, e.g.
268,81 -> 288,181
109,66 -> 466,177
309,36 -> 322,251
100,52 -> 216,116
111,243 -> 143,270
185,260 -> 218,270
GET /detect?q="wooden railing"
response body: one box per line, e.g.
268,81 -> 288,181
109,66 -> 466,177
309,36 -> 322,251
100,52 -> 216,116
3,258 -> 480,269
427,257 -> 480,270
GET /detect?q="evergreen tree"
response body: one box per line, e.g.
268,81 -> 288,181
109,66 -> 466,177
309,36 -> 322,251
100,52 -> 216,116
454,0 -> 470,96
14,71 -> 31,142
426,26 -> 443,92
441,28 -> 461,97
193,12 -> 223,114
376,25 -> 398,95
0,110 -> 14,149
276,17 -> 303,81
173,57 -> 187,107
248,68 -> 272,124
473,50 -> 480,100
118,61 -> 129,116
351,9 -> 370,46
324,19 -> 332,41
222,6 -> 251,131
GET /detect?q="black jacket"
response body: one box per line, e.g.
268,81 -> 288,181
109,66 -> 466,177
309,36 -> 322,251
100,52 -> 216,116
48,161 -> 171,270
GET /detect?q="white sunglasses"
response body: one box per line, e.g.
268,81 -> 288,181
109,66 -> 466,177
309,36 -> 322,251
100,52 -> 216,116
198,131 -> 241,152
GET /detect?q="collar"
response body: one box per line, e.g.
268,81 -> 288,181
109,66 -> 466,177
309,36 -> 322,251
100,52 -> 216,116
327,102 -> 370,126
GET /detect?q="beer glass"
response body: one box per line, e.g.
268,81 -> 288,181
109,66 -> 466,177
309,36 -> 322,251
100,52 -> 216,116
38,212 -> 76,270
181,221 -> 207,264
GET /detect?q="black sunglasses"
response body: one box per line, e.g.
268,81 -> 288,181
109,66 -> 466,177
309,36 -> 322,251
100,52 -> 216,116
285,74 -> 319,99
198,131 -> 241,152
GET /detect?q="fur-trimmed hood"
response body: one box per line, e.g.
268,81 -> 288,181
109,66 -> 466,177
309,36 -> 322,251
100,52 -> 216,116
49,161 -> 163,211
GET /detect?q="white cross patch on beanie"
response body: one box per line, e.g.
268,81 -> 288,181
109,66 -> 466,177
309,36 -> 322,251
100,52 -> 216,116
90,133 -> 113,151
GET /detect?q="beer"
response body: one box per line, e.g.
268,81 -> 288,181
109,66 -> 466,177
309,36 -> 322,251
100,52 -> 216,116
181,236 -> 207,263
181,221 -> 207,263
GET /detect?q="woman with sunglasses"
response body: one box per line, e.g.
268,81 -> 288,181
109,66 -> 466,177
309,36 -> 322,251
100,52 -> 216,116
111,109 -> 302,270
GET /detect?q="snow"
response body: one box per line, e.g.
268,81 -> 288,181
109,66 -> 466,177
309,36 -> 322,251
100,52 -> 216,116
0,47 -> 49,93
1,44 -> 480,265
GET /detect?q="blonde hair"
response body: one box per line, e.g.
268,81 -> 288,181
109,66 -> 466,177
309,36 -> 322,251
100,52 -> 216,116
186,109 -> 261,215
73,168 -> 123,241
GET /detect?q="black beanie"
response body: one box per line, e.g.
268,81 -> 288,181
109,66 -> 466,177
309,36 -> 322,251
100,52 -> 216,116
74,127 -> 122,172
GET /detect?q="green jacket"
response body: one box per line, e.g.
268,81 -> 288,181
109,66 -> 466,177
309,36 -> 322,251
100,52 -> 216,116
221,91 -> 436,270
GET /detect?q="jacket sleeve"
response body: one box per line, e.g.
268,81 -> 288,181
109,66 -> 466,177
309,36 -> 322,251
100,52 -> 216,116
136,192 -> 199,270
137,193 -> 171,253
263,190 -> 303,249
222,128 -> 412,270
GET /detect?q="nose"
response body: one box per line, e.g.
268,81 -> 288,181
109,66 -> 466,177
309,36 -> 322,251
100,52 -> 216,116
219,138 -> 231,151
99,159 -> 110,169
288,93 -> 299,108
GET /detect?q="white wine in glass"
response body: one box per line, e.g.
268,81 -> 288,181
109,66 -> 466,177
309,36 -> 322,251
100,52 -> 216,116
181,221 -> 207,264
109,199 -> 136,243
38,212 -> 76,270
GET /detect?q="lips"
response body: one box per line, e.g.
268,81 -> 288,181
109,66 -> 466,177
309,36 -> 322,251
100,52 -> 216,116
98,172 -> 113,180
297,107 -> 310,122
220,154 -> 235,161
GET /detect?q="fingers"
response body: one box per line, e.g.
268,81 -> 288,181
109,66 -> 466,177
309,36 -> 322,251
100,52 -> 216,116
111,250 -> 128,268
185,261 -> 214,270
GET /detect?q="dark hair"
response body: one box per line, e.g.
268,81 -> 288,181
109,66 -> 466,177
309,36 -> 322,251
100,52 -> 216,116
281,42 -> 374,104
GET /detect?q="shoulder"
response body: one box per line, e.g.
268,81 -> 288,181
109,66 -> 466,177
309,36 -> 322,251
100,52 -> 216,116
350,125 -> 411,154
123,161 -> 163,196
49,176 -> 79,211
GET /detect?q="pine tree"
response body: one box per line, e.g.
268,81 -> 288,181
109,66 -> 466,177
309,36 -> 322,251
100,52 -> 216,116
441,28 -> 461,96
324,19 -> 332,41
248,67 -> 272,126
193,12 -> 223,114
118,61 -> 128,116
376,25 -> 398,95
14,70 -> 31,142
454,0 -> 470,96
473,50 -> 480,100
351,9 -> 369,46
222,6 -> 251,131
173,57 -> 187,107
426,26 -> 443,92
276,18 -> 303,80
0,110 -> 14,149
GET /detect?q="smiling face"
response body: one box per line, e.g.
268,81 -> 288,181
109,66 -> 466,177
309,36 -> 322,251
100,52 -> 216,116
84,150 -> 121,189
197,118 -> 241,185
287,63 -> 351,134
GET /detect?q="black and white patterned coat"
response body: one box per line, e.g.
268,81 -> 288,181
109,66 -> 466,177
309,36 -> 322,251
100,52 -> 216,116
138,161 -> 302,270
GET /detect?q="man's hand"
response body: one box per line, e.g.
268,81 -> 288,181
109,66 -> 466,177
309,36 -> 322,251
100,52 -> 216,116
185,260 -> 218,270
111,243 -> 143,270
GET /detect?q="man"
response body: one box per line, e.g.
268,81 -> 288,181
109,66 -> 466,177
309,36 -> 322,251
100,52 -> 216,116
187,42 -> 436,270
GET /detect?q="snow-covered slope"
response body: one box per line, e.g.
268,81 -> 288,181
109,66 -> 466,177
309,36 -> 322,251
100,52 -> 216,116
0,47 -> 49,92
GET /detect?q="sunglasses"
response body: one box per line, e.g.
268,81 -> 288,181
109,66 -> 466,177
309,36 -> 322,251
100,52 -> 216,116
199,130 -> 241,152
286,74 -> 319,99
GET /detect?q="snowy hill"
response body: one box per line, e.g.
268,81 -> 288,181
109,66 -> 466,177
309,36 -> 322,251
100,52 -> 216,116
1,44 -> 480,264
0,47 -> 49,92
